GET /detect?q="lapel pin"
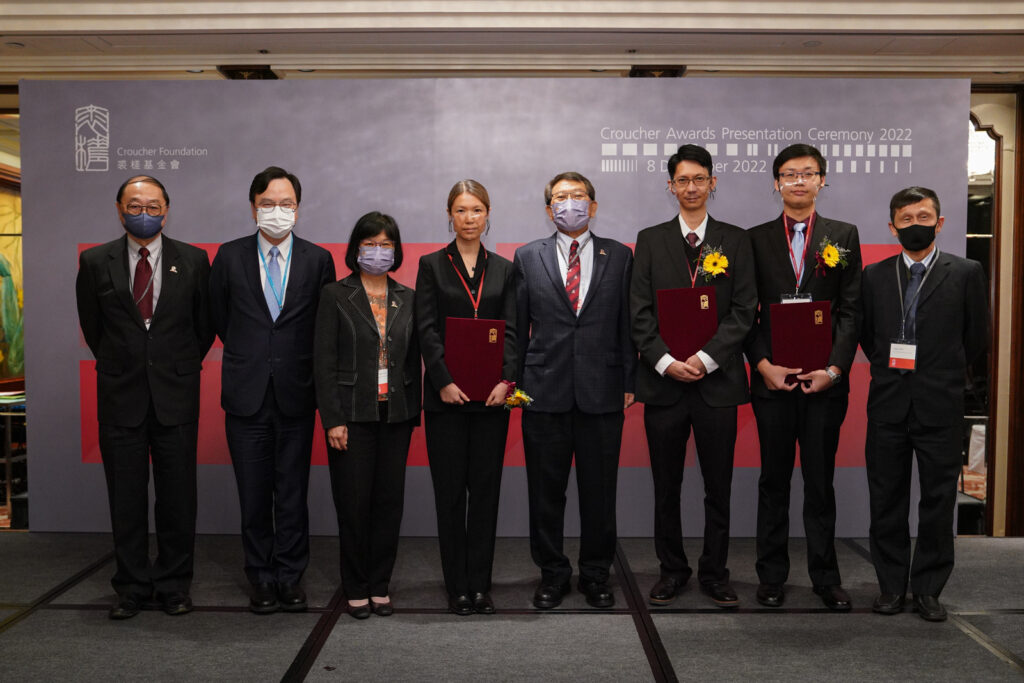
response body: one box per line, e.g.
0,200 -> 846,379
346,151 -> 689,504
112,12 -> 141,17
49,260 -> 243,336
599,249 -> 607,256
169,266 -> 178,273
391,301 -> 398,308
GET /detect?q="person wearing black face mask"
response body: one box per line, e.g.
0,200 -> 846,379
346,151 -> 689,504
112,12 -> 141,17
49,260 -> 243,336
860,186 -> 989,622
76,175 -> 214,619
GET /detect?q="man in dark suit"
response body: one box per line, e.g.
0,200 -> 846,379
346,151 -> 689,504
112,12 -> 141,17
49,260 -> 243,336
514,171 -> 636,609
745,144 -> 861,611
76,175 -> 213,619
861,186 -> 988,622
631,145 -> 757,608
209,167 -> 336,614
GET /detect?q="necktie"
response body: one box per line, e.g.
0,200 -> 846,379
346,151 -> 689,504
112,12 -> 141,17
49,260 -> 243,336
790,222 -> 806,285
264,246 -> 281,321
566,239 -> 581,313
686,232 -> 699,249
133,246 -> 154,322
904,262 -> 926,340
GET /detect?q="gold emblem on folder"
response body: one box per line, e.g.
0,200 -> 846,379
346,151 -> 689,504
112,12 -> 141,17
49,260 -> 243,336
489,328 -> 498,343
814,310 -> 823,325
700,294 -> 709,310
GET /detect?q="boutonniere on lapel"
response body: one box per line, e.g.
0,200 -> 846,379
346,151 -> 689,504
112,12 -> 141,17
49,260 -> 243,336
169,266 -> 178,274
813,236 -> 850,277
695,245 -> 729,282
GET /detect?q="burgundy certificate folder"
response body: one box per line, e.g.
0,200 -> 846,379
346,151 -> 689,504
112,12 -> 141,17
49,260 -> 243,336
769,301 -> 832,382
444,317 -> 506,401
656,286 -> 718,361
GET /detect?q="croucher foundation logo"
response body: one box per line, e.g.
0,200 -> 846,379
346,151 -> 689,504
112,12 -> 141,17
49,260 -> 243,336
75,105 -> 110,172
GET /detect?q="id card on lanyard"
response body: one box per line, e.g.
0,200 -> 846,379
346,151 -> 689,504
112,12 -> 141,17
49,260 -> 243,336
888,251 -> 938,372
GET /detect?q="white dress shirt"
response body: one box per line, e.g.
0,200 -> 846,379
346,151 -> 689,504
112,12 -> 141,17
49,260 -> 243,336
257,230 -> 293,307
555,228 -> 593,316
127,233 -> 162,329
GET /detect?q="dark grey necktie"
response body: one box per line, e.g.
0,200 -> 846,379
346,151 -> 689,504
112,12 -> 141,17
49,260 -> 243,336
904,262 -> 925,340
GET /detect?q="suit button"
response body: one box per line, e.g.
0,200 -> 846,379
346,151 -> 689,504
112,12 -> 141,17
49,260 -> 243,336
148,333 -> 153,340
148,360 -> 153,366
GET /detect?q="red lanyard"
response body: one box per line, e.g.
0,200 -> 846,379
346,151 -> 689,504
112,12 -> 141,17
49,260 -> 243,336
684,244 -> 705,289
447,250 -> 487,318
784,213 -> 814,286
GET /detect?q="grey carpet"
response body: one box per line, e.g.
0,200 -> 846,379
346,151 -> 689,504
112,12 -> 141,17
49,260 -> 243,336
0,532 -> 111,603
958,614 -> 1024,663
307,614 -> 649,682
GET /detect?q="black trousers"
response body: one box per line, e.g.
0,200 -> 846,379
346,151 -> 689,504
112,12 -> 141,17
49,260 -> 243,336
644,386 -> 736,585
865,409 -> 961,598
226,381 -> 315,586
327,403 -> 415,600
522,407 -> 623,585
424,409 -> 509,596
752,391 -> 848,587
98,402 -> 197,598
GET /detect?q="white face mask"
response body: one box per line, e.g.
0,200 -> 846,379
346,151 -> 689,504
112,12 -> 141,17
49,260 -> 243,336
256,206 -> 296,239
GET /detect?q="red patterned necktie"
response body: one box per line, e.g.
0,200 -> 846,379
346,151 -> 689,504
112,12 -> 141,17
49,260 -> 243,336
566,239 -> 580,313
686,232 -> 699,249
133,246 -> 154,322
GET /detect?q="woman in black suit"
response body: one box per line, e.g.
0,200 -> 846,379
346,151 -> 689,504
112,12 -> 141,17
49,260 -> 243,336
314,211 -> 420,619
415,179 -> 517,615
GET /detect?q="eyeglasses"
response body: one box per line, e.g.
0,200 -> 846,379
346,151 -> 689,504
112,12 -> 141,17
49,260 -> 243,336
778,171 -> 822,182
123,203 -> 166,217
670,176 -> 711,189
256,201 -> 298,213
360,241 -> 395,250
551,192 -> 590,203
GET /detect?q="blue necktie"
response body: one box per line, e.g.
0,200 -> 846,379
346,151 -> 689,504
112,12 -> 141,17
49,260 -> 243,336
790,222 -> 806,285
904,262 -> 925,340
264,246 -> 281,321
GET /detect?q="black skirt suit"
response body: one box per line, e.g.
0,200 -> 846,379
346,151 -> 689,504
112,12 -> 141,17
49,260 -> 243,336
414,241 -> 517,597
314,273 -> 420,600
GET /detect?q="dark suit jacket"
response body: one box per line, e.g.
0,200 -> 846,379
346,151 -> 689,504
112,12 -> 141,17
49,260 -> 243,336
514,233 -> 636,414
313,273 -> 420,427
745,214 -> 862,399
861,251 -> 988,426
415,242 -> 517,413
76,234 -> 214,427
209,233 -> 336,417
631,215 -> 757,408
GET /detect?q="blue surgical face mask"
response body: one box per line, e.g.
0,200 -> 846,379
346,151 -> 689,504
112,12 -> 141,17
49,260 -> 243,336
357,246 -> 395,275
551,197 -> 591,233
122,211 -> 164,239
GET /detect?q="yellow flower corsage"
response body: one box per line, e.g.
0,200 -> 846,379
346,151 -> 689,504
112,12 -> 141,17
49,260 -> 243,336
504,383 -> 534,410
696,245 -> 729,282
814,237 -> 850,276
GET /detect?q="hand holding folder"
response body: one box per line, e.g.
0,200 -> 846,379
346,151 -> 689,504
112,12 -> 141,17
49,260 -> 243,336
444,317 -> 506,402
656,286 -> 718,361
769,301 -> 832,385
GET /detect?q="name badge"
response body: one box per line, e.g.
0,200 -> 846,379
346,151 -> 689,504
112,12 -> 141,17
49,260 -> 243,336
377,368 -> 388,395
781,293 -> 812,304
888,342 -> 917,371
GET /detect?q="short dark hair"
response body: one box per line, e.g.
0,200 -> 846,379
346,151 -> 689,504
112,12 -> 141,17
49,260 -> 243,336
249,166 -> 302,204
667,144 -> 713,178
345,211 -> 404,273
544,171 -> 596,205
889,186 -> 941,222
772,144 -> 827,179
116,175 -> 169,206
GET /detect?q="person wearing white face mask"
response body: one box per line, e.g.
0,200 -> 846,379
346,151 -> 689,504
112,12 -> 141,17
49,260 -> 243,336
512,171 -> 636,610
209,166 -> 336,615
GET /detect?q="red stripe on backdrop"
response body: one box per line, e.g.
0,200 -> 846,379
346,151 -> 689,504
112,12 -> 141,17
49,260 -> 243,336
77,241 -> 882,467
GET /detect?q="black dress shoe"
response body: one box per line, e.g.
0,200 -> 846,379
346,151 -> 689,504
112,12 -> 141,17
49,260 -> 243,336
648,576 -> 685,606
278,583 -> 307,613
109,595 -> 143,620
347,602 -> 371,620
579,580 -> 614,609
912,594 -> 947,622
756,583 -> 785,607
471,592 -> 495,614
814,584 -> 852,611
159,592 -> 193,616
249,582 -> 279,615
700,582 -> 739,608
533,581 -> 571,610
872,593 -> 905,615
371,599 -> 393,617
448,594 -> 474,616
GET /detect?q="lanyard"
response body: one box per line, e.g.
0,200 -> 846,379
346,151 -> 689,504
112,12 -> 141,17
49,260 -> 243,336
784,213 -> 814,287
258,242 -> 293,311
684,244 -> 705,288
895,250 -> 938,339
448,250 -> 487,318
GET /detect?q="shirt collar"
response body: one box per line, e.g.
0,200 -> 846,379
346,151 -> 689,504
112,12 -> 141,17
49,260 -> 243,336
127,233 -> 162,260
677,213 -> 709,244
902,246 -> 939,270
556,228 -> 592,252
257,230 -> 293,259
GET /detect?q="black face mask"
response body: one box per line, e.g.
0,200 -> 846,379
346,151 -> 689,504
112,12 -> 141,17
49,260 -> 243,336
896,223 -> 936,252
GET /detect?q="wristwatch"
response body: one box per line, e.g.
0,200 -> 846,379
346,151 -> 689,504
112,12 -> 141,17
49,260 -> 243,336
825,367 -> 841,385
